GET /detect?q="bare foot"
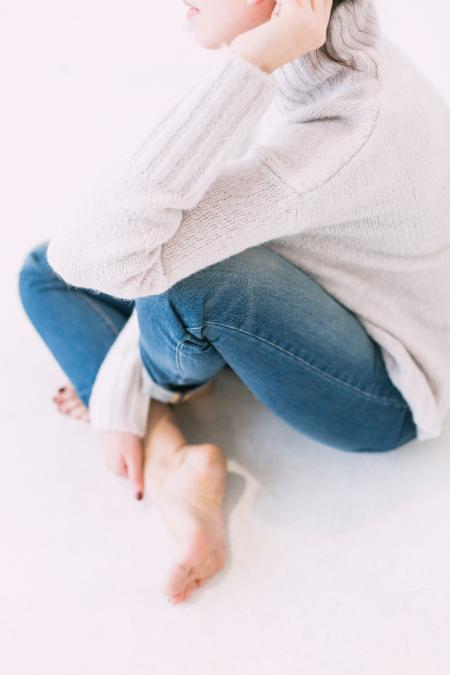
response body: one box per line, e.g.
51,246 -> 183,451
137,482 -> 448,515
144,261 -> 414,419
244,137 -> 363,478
144,400 -> 227,604
52,383 -> 90,422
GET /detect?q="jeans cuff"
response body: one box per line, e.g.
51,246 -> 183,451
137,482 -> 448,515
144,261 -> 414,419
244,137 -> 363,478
140,364 -> 210,403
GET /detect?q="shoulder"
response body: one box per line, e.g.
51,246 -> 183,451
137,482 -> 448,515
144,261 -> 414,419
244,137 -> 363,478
258,80 -> 383,196
260,60 -> 450,200
378,37 -> 450,149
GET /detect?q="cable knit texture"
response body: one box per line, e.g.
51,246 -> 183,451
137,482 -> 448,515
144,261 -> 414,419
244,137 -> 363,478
46,0 -> 450,442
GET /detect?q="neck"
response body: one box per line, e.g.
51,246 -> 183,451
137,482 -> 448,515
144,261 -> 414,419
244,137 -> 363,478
271,0 -> 385,118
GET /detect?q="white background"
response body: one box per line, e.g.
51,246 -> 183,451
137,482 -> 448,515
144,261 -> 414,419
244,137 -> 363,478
1,2 -> 450,674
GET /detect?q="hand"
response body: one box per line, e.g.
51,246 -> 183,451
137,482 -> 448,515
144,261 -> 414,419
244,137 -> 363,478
230,0 -> 333,73
100,430 -> 145,500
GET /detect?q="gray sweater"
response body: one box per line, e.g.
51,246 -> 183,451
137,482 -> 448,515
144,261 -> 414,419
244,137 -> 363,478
46,0 -> 450,442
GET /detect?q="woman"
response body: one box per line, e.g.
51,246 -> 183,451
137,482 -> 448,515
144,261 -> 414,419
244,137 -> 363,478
18,0 -> 450,604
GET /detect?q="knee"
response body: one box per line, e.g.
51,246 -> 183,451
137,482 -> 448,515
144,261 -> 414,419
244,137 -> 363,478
136,244 -> 280,336
351,444 -> 398,454
337,433 -> 405,454
166,246 -> 267,319
18,240 -> 51,280
350,430 -> 416,454
17,240 -> 51,303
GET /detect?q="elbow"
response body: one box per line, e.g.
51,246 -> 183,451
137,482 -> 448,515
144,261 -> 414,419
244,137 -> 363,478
46,238 -> 88,289
46,238 -> 117,296
46,238 -> 169,300
94,271 -> 170,301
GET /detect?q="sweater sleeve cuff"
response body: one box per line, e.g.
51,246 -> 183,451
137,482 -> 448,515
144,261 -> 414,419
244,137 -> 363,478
88,308 -> 150,438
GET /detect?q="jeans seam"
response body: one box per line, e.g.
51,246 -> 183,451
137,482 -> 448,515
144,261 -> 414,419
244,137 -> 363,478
202,320 -> 409,409
176,335 -> 189,375
73,291 -> 122,339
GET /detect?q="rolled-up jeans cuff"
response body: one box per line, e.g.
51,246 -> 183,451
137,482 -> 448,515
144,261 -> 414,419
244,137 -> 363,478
140,364 -> 211,404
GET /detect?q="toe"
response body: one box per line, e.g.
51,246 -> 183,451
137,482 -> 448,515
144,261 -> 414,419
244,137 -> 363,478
168,592 -> 186,605
71,405 -> 88,419
162,562 -> 193,599
54,395 -> 89,421
181,576 -> 209,603
55,385 -> 75,401
183,577 -> 201,600
59,398 -> 82,414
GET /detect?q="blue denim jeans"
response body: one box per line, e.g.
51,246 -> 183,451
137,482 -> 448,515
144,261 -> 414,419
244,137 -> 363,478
18,240 -> 417,453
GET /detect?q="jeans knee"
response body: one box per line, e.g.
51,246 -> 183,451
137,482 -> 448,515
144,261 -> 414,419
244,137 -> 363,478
166,248 -> 260,325
350,428 -> 416,454
18,240 -> 50,278
18,240 -> 51,302
351,444 -> 398,454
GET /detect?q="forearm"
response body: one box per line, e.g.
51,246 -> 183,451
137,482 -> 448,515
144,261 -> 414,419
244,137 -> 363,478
46,44 -> 277,299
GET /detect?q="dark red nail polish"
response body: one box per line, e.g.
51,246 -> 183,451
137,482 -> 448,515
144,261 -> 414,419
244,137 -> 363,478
58,386 -> 66,393
136,491 -> 143,501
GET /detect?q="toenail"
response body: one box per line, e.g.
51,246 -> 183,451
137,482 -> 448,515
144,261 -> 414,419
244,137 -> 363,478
58,387 -> 66,392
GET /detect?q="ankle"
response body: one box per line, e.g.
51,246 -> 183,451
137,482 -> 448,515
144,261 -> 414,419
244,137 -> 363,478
144,398 -> 186,455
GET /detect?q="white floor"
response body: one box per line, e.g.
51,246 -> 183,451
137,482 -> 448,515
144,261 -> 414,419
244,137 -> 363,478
2,2 -> 450,674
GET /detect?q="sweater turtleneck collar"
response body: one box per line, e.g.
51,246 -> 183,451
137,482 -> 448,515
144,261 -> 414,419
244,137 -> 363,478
271,0 -> 385,117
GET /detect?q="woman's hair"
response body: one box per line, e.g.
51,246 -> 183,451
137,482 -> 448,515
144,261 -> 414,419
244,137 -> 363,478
319,0 -> 355,69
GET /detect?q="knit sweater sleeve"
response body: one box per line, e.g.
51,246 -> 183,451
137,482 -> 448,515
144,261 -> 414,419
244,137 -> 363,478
86,306 -> 150,436
85,135 -> 302,437
46,43 -> 300,300
46,44 -> 306,438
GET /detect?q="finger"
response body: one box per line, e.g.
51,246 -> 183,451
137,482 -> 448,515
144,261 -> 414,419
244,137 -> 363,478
59,399 -> 85,414
106,454 -> 128,478
125,447 -> 145,500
